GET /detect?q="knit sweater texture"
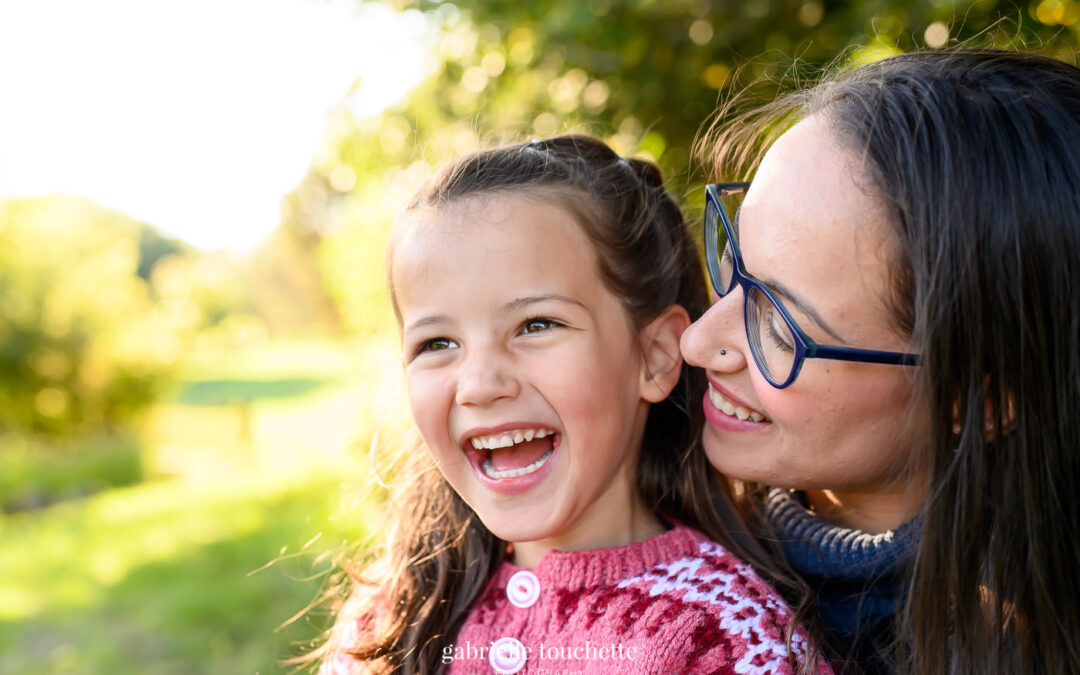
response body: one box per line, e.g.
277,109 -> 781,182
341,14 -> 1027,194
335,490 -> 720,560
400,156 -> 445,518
320,525 -> 828,674
442,525 -> 827,674
765,488 -> 920,673
319,525 -> 830,674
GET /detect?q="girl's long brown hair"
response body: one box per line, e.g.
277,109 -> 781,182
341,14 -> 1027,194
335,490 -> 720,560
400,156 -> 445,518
699,50 -> 1080,673
318,134 -> 824,673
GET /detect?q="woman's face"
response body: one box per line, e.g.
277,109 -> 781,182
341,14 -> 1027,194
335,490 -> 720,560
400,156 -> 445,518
681,114 -> 930,529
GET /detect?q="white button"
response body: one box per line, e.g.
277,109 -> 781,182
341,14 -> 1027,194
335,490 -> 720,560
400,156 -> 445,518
506,570 -> 540,608
488,636 -> 527,674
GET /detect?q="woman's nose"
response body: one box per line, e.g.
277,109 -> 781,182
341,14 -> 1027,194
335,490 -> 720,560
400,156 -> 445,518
454,346 -> 521,407
680,290 -> 749,372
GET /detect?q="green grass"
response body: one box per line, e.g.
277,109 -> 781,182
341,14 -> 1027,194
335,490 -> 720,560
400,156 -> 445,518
0,471 -> 382,674
0,336 -> 404,674
175,377 -> 338,406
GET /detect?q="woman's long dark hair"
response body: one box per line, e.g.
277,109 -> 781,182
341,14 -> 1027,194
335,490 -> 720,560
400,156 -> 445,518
318,134 -> 823,673
701,50 -> 1080,673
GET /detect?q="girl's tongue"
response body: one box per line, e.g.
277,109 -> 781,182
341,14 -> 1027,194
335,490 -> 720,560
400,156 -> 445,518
489,436 -> 554,472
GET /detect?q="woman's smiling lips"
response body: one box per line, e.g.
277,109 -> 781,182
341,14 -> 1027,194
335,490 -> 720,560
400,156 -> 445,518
459,421 -> 561,496
702,378 -> 772,432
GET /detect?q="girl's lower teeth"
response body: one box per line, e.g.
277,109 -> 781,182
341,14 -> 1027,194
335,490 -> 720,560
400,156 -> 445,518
482,449 -> 553,479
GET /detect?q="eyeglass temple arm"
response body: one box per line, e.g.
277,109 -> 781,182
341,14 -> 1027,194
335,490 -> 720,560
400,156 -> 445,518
807,344 -> 921,366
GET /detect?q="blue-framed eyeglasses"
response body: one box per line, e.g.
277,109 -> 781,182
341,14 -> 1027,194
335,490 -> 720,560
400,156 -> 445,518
704,182 -> 920,388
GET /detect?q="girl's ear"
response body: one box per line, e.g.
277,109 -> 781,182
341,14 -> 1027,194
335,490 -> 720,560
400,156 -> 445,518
638,304 -> 691,403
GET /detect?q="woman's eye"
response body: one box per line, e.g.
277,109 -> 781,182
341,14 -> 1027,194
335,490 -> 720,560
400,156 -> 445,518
521,318 -> 558,335
764,310 -> 795,353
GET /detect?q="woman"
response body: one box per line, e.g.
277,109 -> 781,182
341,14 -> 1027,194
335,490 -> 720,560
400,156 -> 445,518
682,50 -> 1080,673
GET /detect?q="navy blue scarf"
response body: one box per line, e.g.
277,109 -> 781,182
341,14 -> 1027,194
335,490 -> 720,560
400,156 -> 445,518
765,488 -> 920,672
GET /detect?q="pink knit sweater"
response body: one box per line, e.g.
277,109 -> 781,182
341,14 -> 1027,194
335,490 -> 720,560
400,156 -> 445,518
322,525 -> 829,674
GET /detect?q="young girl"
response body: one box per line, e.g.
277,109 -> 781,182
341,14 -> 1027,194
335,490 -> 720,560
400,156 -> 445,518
318,135 -> 828,674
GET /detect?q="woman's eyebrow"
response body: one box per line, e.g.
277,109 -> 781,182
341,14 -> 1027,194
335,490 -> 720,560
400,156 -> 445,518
762,277 -> 848,344
736,204 -> 847,344
503,294 -> 586,313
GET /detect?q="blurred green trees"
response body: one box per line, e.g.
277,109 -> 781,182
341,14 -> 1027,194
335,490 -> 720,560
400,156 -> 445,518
0,196 -> 256,438
302,0 -> 1080,334
0,196 -> 175,436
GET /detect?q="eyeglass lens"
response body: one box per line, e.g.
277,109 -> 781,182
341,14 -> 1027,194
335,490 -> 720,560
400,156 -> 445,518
708,189 -> 799,386
707,195 -> 736,295
746,286 -> 797,384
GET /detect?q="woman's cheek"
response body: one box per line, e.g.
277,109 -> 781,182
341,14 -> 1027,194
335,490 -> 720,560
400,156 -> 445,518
757,377 -> 833,440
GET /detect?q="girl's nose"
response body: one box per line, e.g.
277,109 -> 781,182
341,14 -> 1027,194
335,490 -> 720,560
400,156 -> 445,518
680,291 -> 749,373
454,348 -> 521,407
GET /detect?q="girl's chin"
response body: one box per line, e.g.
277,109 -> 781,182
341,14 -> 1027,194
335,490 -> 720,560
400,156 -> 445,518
478,513 -> 560,547
469,498 -> 568,549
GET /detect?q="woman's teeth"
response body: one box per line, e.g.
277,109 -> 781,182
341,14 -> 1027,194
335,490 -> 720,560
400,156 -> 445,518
469,428 -> 551,450
482,448 -> 554,479
708,384 -> 766,422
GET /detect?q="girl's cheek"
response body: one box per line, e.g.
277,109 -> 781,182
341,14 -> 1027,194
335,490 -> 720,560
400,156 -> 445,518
405,373 -> 437,425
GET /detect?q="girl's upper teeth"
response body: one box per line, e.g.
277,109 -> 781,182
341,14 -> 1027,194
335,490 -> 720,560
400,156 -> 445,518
470,428 -> 552,450
708,384 -> 766,423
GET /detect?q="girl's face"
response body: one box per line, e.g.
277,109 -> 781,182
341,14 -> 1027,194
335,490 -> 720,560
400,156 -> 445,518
681,115 -> 930,531
393,193 -> 662,560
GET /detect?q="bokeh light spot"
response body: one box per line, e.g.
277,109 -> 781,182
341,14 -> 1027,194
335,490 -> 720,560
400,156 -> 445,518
703,63 -> 731,89
924,21 -> 949,47
689,20 -> 714,45
798,1 -> 824,27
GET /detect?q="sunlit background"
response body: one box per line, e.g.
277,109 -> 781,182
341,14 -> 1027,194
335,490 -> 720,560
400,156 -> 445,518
0,0 -> 431,251
1,0 -> 1077,672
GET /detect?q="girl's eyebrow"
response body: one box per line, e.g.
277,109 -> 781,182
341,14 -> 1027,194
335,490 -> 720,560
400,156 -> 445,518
503,293 -> 586,313
403,315 -> 450,333
403,294 -> 585,333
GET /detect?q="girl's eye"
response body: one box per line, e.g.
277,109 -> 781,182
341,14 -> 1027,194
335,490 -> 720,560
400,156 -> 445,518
520,318 -> 559,335
417,337 -> 457,355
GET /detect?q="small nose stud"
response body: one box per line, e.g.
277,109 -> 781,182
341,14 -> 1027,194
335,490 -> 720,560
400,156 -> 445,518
720,349 -> 727,355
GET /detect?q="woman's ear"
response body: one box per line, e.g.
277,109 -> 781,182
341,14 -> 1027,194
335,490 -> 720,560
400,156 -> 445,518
639,304 -> 692,403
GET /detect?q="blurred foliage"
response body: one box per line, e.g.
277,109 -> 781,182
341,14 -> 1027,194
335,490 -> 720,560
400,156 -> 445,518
0,334 -> 396,673
293,0 -> 1080,334
0,196 -> 261,438
248,229 -> 342,335
0,433 -> 142,513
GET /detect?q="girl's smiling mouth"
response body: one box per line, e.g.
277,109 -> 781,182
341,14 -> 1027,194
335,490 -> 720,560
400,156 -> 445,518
461,424 -> 561,494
